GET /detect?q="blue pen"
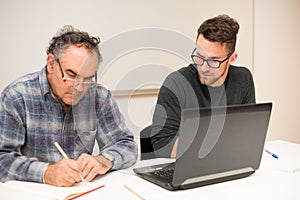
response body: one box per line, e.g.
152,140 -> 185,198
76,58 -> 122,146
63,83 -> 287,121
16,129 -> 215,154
264,149 -> 279,159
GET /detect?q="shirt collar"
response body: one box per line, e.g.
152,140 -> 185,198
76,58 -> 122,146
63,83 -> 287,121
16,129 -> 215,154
39,66 -> 52,100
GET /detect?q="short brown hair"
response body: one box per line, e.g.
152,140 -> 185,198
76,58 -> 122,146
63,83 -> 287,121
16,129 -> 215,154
197,14 -> 239,53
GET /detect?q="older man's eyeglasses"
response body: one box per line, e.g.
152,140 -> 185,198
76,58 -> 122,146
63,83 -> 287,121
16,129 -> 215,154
191,48 -> 232,69
56,59 -> 97,87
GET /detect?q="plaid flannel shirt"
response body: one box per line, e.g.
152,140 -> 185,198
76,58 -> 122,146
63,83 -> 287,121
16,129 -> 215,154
0,67 -> 138,183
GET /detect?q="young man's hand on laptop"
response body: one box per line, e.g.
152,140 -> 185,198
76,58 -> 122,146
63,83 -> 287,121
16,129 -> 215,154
171,138 -> 179,158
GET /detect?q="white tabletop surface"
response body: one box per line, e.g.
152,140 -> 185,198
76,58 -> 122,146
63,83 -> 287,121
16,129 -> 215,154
1,140 -> 300,200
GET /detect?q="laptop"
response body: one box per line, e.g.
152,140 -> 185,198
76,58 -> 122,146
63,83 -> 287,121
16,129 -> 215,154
133,103 -> 272,191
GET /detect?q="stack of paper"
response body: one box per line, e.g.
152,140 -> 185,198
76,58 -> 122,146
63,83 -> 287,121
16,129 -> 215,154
261,140 -> 300,173
1,180 -> 105,200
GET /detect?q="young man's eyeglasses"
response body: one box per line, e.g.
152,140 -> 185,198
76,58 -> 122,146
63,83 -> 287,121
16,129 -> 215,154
191,48 -> 232,69
56,59 -> 97,87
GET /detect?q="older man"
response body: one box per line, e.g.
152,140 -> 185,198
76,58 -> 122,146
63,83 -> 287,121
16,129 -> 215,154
0,26 -> 138,186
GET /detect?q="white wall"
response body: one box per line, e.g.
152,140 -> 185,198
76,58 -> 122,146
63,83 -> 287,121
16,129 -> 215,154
0,0 -> 253,91
0,0 -> 254,144
254,0 -> 300,143
1,0 -> 299,144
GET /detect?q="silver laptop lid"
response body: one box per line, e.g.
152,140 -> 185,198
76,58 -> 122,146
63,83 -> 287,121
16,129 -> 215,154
172,103 -> 272,186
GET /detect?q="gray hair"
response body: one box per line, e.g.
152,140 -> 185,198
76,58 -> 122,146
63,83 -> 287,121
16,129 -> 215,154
46,25 -> 102,63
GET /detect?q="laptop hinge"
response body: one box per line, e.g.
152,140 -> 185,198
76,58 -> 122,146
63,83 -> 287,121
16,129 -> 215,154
181,167 -> 254,185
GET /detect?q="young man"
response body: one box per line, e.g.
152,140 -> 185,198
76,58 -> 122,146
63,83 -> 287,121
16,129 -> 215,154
150,14 -> 256,158
0,26 -> 138,186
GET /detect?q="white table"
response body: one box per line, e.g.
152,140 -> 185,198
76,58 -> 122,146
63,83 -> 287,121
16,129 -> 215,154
1,140 -> 300,200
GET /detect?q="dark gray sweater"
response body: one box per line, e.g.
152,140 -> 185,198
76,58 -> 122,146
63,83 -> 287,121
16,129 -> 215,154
150,64 -> 256,157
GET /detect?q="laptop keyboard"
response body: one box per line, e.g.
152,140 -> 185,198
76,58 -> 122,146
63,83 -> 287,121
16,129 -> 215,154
152,167 -> 174,180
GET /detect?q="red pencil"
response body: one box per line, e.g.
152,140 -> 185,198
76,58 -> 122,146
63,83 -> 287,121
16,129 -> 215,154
66,185 -> 105,200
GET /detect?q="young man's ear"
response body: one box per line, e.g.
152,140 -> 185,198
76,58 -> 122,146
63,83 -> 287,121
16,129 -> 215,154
46,54 -> 56,74
229,52 -> 238,64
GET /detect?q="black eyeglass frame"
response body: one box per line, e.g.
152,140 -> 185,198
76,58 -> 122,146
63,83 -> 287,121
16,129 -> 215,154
191,48 -> 232,69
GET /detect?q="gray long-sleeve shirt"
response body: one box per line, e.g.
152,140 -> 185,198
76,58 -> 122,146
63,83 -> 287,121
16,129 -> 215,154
150,64 -> 256,157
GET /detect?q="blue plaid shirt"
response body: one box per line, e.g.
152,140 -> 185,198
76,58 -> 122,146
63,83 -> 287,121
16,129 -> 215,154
0,67 -> 138,183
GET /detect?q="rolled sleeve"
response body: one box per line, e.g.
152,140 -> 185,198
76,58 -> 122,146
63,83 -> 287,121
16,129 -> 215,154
95,88 -> 138,170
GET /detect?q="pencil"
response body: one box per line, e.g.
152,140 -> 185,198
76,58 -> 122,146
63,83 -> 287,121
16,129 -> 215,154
66,185 -> 105,200
124,184 -> 145,200
54,142 -> 86,183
